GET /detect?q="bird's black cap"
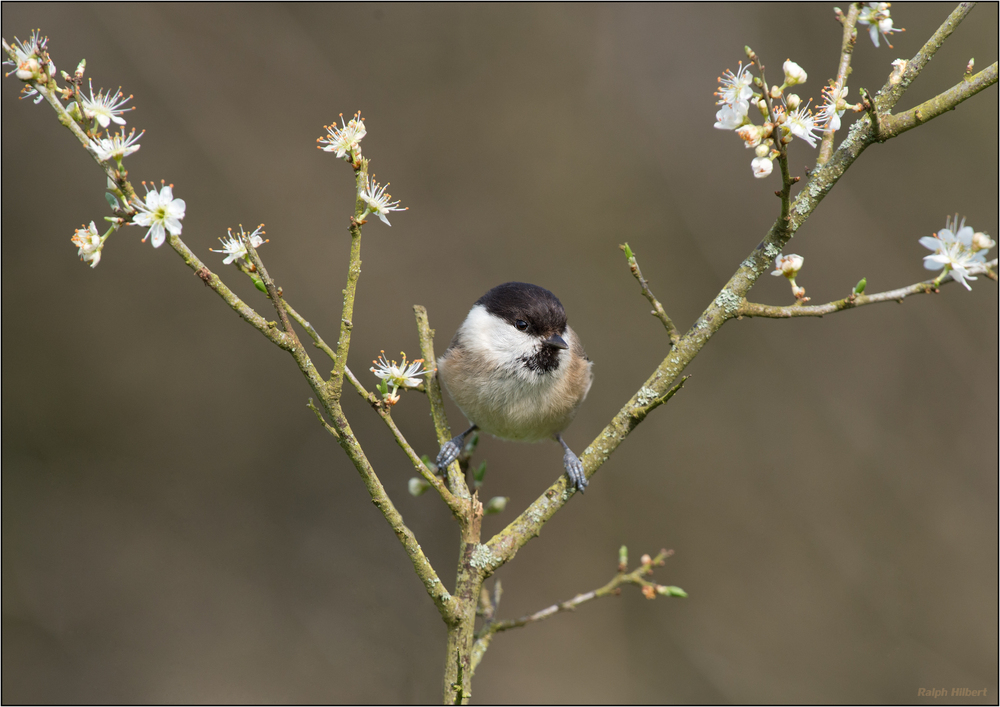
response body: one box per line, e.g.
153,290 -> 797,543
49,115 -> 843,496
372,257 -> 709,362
476,282 -> 567,337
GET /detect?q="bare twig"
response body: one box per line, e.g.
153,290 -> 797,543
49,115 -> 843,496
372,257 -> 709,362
620,243 -> 680,345
739,260 -> 997,318
470,549 -> 682,676
330,161 -> 370,396
283,300 -> 339,364
414,304 -> 471,500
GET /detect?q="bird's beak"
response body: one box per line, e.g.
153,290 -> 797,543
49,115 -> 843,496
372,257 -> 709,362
543,334 -> 568,350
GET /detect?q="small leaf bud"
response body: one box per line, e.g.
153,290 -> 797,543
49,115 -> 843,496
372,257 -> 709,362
484,496 -> 509,514
408,477 -> 431,497
473,461 -> 487,488
854,277 -> 867,295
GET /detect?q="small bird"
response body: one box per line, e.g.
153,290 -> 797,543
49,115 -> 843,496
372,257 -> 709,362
435,282 -> 593,491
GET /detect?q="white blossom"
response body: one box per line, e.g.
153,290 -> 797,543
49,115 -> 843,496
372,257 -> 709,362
736,124 -> 763,148
715,62 -> 755,115
131,183 -> 186,248
714,104 -> 747,131
211,225 -> 267,265
751,156 -> 773,179
318,112 -> 366,161
358,176 -> 407,226
858,2 -> 904,48
772,253 -> 804,278
772,253 -> 807,299
5,30 -> 55,82
783,59 -> 807,86
371,351 -> 428,403
81,79 -> 134,128
90,128 -> 143,162
785,104 -> 821,147
71,221 -> 105,268
818,83 -> 850,132
971,231 -> 996,252
920,215 -> 991,291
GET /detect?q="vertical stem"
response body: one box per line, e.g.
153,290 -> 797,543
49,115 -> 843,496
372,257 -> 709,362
330,162 -> 369,395
441,488 -> 484,703
443,564 -> 483,705
818,2 -> 861,166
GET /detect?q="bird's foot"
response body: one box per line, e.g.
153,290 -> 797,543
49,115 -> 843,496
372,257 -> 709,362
563,448 -> 588,492
436,435 -> 465,471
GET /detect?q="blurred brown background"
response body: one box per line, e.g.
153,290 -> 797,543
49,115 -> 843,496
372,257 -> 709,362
3,3 -> 997,704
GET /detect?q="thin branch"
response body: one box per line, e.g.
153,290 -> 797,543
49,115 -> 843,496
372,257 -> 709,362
620,244 -> 680,345
380,409 -> 464,514
239,228 -> 299,345
281,298 -> 376,401
470,549 -> 682,676
168,236 -> 296,351
305,393 -> 458,623
414,305 -> 471,500
879,62 -> 998,139
739,260 -> 998,318
330,161 -> 370,396
285,296 -> 461,511
818,2 -> 861,166
283,299 -> 339,364
873,2 -> 976,114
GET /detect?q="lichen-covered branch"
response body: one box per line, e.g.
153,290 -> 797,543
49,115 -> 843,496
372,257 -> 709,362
878,62 -> 998,139
738,259 -> 998,318
620,243 -> 680,345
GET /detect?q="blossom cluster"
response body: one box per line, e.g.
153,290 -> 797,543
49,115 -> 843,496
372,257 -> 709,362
714,57 -> 836,179
711,2 -> 903,181
4,30 -> 56,102
4,32 -> 194,265
317,112 -> 408,227
920,215 -> 995,290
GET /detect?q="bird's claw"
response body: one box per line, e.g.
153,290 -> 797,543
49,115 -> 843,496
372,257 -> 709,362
563,449 -> 588,492
436,436 -> 464,471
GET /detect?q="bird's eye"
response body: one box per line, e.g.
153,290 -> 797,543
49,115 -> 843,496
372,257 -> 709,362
515,319 -> 528,331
